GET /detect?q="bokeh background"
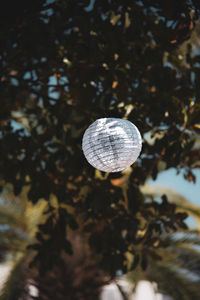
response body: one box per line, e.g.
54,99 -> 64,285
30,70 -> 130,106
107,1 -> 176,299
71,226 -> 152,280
0,1 -> 200,299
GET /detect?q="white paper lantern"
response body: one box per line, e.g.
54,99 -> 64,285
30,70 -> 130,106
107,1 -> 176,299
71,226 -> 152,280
82,118 -> 142,172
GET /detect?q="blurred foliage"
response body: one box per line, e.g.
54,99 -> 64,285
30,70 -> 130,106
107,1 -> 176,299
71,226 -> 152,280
0,184 -> 47,299
0,183 -> 47,260
126,186 -> 200,300
0,186 -> 109,300
128,228 -> 200,300
0,0 -> 200,299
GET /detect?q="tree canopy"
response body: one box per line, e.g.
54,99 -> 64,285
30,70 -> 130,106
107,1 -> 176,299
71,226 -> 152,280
0,0 -> 200,296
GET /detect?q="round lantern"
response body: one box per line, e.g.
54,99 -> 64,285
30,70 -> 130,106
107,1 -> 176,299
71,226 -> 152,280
82,118 -> 142,172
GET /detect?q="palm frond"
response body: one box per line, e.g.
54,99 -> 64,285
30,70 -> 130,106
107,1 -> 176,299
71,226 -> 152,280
0,187 -> 47,299
126,185 -> 200,299
0,256 -> 30,300
147,259 -> 200,300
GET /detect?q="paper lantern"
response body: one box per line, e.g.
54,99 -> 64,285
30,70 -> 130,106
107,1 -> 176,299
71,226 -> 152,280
82,118 -> 142,172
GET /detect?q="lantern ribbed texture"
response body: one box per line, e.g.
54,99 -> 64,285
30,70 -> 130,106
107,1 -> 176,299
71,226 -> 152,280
82,118 -> 142,172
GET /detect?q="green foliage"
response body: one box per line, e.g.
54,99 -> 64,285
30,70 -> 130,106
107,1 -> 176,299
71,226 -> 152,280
127,186 -> 200,299
144,230 -> 200,300
0,0 -> 200,298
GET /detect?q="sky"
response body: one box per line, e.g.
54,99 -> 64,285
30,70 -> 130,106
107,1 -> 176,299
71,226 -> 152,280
148,168 -> 200,206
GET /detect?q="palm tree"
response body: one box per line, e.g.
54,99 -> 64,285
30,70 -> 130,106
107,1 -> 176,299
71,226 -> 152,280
0,185 -> 110,300
0,183 -> 47,300
127,185 -> 200,300
1,178 -> 200,300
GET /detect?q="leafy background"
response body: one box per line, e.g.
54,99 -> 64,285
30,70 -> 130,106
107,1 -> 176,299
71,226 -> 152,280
0,0 -> 200,299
